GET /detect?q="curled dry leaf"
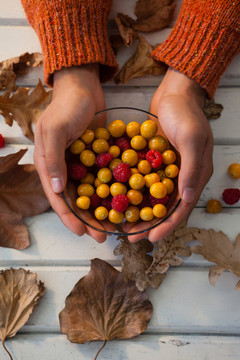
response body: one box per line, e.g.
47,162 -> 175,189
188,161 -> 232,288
114,236 -> 165,291
110,35 -> 125,54
0,268 -> 45,360
115,35 -> 167,84
134,0 -> 176,32
191,229 -> 240,289
115,13 -> 138,47
0,80 -> 52,142
0,149 -> 50,250
203,99 -> 224,120
59,258 -> 153,346
0,52 -> 42,91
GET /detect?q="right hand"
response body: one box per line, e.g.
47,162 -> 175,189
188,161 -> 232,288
34,64 -> 107,242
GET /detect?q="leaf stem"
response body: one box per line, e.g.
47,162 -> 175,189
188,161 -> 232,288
2,340 -> 13,360
94,340 -> 107,360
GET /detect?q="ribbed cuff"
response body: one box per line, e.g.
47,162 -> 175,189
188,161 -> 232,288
22,0 -> 118,85
152,1 -> 240,99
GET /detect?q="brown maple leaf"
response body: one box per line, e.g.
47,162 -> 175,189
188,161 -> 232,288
114,236 -> 165,291
0,149 -> 50,250
59,258 -> 153,347
0,268 -> 45,360
134,0 -> 176,32
203,99 -> 224,120
115,35 -> 167,84
115,13 -> 138,47
0,52 -> 42,91
191,229 -> 240,289
0,80 -> 52,142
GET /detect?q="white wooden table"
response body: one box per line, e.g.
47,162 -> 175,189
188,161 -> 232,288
1,1 -> 240,359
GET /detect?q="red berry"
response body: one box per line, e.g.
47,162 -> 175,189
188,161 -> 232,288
115,137 -> 131,152
69,163 -> 87,180
149,194 -> 169,206
113,163 -> 131,182
0,134 -> 5,148
137,147 -> 148,161
101,196 -> 113,211
90,193 -> 101,209
146,150 -> 163,168
111,194 -> 129,212
222,188 -> 240,205
96,153 -> 113,168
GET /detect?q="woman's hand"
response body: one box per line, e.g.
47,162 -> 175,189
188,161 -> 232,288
34,64 -> 107,242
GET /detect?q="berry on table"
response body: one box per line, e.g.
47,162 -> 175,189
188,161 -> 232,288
108,120 -> 126,137
80,150 -> 96,166
122,149 -> 138,167
95,127 -> 110,141
0,134 -> 5,148
96,153 -> 113,168
113,163 -> 131,182
125,206 -> 140,222
206,199 -> 222,213
81,129 -> 94,144
76,196 -> 90,210
222,188 -> 240,205
70,139 -> 85,154
108,209 -> 124,224
146,150 -> 163,168
111,194 -> 129,212
148,135 -> 168,152
126,121 -> 141,138
140,120 -> 158,139
228,163 -> 240,179
69,163 -> 87,180
95,206 -> 108,220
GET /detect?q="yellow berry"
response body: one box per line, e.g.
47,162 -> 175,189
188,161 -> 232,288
161,178 -> 174,194
97,168 -> 112,183
108,120 -> 126,137
130,135 -> 147,150
129,173 -> 145,190
80,172 -> 95,185
149,135 -> 168,152
108,145 -> 120,158
77,184 -> 95,197
126,121 -> 141,138
109,158 -> 122,171
144,173 -> 160,187
165,164 -> 179,178
140,120 -> 158,139
95,127 -> 110,141
125,206 -> 140,222
157,169 -> 167,180
131,168 -> 139,175
137,160 -> 151,175
228,163 -> 240,179
127,189 -> 143,205
150,182 -> 167,199
140,207 -> 154,221
81,129 -> 94,144
80,150 -> 96,166
96,184 -> 110,198
206,199 -> 222,213
70,139 -> 85,154
122,149 -> 138,167
109,209 -> 124,224
162,150 -> 177,165
153,204 -> 167,218
110,182 -> 127,196
92,139 -> 109,154
95,206 -> 108,220
94,178 -> 102,188
76,196 -> 90,210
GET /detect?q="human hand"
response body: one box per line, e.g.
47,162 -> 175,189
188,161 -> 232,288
130,68 -> 214,242
34,64 -> 107,242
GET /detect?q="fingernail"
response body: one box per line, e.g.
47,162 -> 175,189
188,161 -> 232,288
183,187 -> 195,203
51,177 -> 63,193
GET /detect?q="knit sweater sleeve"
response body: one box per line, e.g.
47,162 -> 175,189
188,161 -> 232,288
152,0 -> 240,99
21,0 -> 118,86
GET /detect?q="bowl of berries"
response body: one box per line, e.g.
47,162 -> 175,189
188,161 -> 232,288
62,107 -> 181,237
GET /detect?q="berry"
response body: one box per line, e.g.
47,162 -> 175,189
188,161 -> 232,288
131,135 -> 147,150
95,127 -> 110,141
140,120 -> 158,139
162,150 -> 177,165
144,173 -> 160,188
70,139 -> 85,154
150,182 -> 167,199
153,204 -> 167,218
110,182 -> 127,196
77,184 -> 95,197
90,193 -> 102,209
206,199 -> 222,213
126,121 -> 141,138
228,163 -> 240,179
95,206 -> 108,220
97,168 -> 112,183
137,148 -> 148,161
125,206 -> 140,222
0,134 -> 5,148
115,137 -> 131,152
108,120 -> 126,137
129,173 -> 145,190
96,153 -> 113,168
138,193 -> 151,209
122,149 -> 138,167
138,160 -> 151,175
146,150 -> 163,168
165,164 -> 179,178
111,194 -> 129,212
108,145 -> 120,158
96,184 -> 110,198
162,178 -> 174,194
113,163 -> 131,182
140,207 -> 154,221
76,196 -> 90,210
80,150 -> 96,166
109,158 -> 122,171
148,135 -> 168,152
81,129 -> 94,144
108,209 -> 124,224
81,172 -> 95,185
92,139 -> 109,154
101,196 -> 113,211
222,188 -> 240,205
149,194 -> 169,206
127,189 -> 143,205
69,163 -> 87,180
108,135 -> 115,147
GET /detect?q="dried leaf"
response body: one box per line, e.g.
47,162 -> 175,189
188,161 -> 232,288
59,258 -> 153,344
0,149 -> 50,249
115,13 -> 138,47
109,35 -> 125,54
134,0 -> 176,32
203,99 -> 224,120
0,268 -> 45,359
147,221 -> 195,277
0,80 -> 52,142
0,52 -> 42,91
191,230 -> 240,289
115,35 -> 167,84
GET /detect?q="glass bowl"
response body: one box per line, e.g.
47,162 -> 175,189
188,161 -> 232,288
62,107 -> 181,237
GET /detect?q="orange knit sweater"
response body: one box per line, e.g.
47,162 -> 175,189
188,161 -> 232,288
21,0 -> 240,98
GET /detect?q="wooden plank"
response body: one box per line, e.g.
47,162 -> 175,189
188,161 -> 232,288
2,334 -> 240,360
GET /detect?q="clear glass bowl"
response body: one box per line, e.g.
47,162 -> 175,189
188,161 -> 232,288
62,107 -> 181,237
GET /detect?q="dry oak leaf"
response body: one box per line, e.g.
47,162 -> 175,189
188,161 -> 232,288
191,229 -> 240,290
0,52 -> 42,91
134,0 -> 176,32
115,35 -> 167,84
0,268 -> 45,360
0,149 -> 50,250
115,13 -> 138,47
147,221 -> 196,277
0,80 -> 52,142
203,99 -> 224,120
59,258 -> 153,345
114,236 -> 165,291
